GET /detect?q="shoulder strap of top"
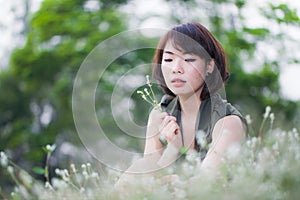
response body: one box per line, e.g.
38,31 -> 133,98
199,93 -> 247,142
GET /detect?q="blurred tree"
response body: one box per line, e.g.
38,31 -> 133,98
1,0 -> 132,183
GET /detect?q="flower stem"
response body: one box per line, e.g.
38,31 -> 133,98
258,117 -> 267,141
44,152 -> 51,183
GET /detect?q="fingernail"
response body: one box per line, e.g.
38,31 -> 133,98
175,129 -> 178,135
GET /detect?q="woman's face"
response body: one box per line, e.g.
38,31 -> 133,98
161,41 -> 213,98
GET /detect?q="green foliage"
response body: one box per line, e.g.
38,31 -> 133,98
1,0 -> 130,189
266,3 -> 300,24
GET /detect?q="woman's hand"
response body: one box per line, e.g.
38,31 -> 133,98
147,108 -> 168,137
159,115 -> 182,149
144,109 -> 182,168
155,115 -> 184,167
144,108 -> 168,156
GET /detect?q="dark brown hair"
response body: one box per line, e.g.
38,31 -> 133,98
152,22 -> 229,100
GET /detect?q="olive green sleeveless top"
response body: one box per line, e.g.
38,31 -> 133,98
160,93 -> 246,160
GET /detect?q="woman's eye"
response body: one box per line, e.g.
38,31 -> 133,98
163,58 -> 173,62
185,58 -> 196,62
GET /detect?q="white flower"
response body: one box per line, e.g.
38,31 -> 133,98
52,177 -> 68,189
174,188 -> 187,199
63,169 -> 70,177
91,172 -> 99,178
55,168 -> 61,176
225,144 -> 241,160
245,114 -> 252,125
136,90 -> 143,95
166,166 -> 175,174
270,113 -> 275,123
82,170 -> 88,178
55,168 -> 70,181
272,142 -> 279,151
246,140 -> 251,147
45,144 -> 56,152
0,151 -> 8,167
70,164 -> 76,173
185,150 -> 198,163
7,166 -> 14,174
146,75 -> 151,86
137,75 -> 162,112
293,130 -> 299,141
292,128 -> 298,133
263,106 -> 271,119
80,187 -> 85,193
144,88 -> 150,96
58,169 -> 70,181
196,130 -> 207,148
45,181 -> 51,189
141,94 -> 147,101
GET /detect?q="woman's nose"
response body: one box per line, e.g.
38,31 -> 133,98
172,59 -> 184,74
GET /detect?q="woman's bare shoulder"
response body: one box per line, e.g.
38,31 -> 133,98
212,115 -> 246,141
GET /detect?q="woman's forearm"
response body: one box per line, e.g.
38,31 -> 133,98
157,144 -> 180,168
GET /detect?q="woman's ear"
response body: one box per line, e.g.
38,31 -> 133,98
207,59 -> 215,73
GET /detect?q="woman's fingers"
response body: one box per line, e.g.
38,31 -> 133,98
161,120 -> 179,142
165,122 -> 178,138
158,115 -> 177,132
157,114 -> 182,148
147,111 -> 169,136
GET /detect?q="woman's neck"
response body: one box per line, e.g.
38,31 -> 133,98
178,94 -> 201,117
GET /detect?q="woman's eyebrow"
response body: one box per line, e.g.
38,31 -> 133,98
163,50 -> 194,55
163,50 -> 174,55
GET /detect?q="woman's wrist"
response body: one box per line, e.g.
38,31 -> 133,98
157,143 -> 180,167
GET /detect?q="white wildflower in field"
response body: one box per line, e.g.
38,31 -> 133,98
245,114 -> 252,125
70,163 -> 76,173
136,75 -> 161,111
45,144 -> 56,152
55,168 -> 70,182
51,178 -> 68,189
1,112 -> 300,199
263,106 -> 271,119
80,187 -> 85,193
82,170 -> 88,177
0,151 -> 8,167
7,166 -> 14,174
44,181 -> 51,189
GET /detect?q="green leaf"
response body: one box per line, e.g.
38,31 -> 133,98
32,167 -> 45,175
42,147 -> 50,153
243,27 -> 269,36
180,146 -> 188,155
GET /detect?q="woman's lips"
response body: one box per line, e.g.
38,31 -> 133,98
171,78 -> 186,87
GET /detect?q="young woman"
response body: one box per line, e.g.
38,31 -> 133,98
117,22 -> 247,184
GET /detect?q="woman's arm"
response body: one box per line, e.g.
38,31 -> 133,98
114,109 -> 166,188
117,108 -> 169,176
144,108 -> 182,167
201,115 -> 246,171
115,108 -> 182,188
